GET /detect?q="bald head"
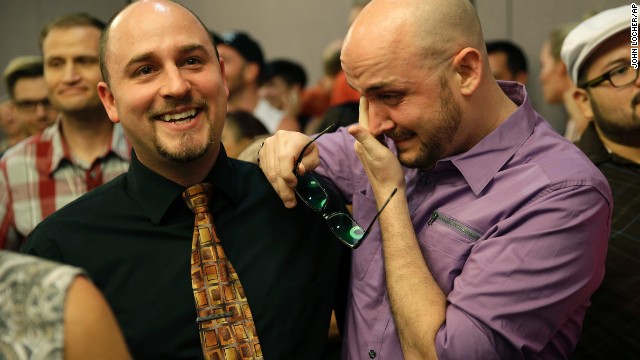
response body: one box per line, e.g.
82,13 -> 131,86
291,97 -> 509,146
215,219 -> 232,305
343,0 -> 485,69
99,0 -> 215,86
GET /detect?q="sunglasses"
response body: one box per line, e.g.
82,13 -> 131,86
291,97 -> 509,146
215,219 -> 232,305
293,124 -> 397,249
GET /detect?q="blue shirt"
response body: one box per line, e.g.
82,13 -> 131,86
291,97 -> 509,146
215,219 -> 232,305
315,82 -> 612,359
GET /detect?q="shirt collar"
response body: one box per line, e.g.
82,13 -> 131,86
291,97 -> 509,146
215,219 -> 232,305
43,120 -> 131,175
434,81 -> 536,195
126,144 -> 240,225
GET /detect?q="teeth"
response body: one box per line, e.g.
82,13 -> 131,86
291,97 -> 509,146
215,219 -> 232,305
160,109 -> 196,122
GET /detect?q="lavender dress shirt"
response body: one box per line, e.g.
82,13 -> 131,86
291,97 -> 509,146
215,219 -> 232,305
314,82 -> 612,359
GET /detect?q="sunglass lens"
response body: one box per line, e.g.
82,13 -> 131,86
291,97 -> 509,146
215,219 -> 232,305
295,173 -> 328,211
326,213 -> 364,247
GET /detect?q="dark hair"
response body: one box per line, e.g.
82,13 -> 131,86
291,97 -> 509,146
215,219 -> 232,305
324,49 -> 342,77
225,111 -> 269,140
485,40 -> 528,76
99,2 -> 218,86
40,13 -> 106,51
3,56 -> 44,98
261,59 -> 307,88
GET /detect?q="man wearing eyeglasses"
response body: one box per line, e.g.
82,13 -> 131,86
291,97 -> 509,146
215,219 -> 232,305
561,5 -> 640,359
0,14 -> 130,250
259,0 -> 612,358
2,56 -> 58,136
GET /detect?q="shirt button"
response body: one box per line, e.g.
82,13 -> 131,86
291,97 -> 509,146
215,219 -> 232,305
420,176 -> 430,186
90,171 -> 97,178
368,349 -> 377,358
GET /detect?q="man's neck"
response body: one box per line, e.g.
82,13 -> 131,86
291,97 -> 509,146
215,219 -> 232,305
598,129 -> 640,165
227,87 -> 259,113
8,132 -> 28,147
60,107 -> 115,165
137,145 -> 220,187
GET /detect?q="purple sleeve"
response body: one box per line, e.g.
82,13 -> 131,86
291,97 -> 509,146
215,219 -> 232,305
435,185 -> 610,359
314,126 -> 364,203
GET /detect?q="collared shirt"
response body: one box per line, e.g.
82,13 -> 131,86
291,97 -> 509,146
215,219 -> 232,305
314,82 -> 612,359
0,121 -> 130,250
570,123 -> 640,360
22,147 -> 346,360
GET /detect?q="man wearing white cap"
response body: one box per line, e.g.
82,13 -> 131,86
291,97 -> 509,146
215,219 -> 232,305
562,4 -> 640,359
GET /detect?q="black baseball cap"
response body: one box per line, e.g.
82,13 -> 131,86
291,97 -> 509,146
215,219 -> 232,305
218,31 -> 265,71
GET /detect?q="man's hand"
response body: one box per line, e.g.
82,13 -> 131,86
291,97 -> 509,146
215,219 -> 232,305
258,130 -> 318,208
348,97 -> 406,202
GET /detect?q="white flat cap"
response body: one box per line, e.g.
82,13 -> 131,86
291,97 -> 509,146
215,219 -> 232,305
561,5 -> 630,85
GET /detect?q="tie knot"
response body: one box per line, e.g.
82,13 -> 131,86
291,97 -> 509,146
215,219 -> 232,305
182,183 -> 213,214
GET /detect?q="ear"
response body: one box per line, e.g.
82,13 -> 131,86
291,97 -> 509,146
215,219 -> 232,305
97,81 -> 120,124
243,62 -> 260,84
219,57 -> 230,99
291,84 -> 303,94
572,88 -> 595,120
558,60 -> 568,76
452,47 -> 482,96
515,72 -> 528,86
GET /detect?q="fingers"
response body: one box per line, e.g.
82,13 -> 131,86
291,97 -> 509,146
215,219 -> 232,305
348,124 -> 385,161
359,96 -> 369,129
348,124 -> 405,197
259,130 -> 318,208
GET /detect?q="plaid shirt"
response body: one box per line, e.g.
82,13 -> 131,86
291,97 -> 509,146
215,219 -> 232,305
571,123 -> 640,359
0,121 -> 130,250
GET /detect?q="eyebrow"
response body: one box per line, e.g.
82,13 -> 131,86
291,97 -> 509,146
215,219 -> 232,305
600,57 -> 628,70
124,43 -> 209,69
361,83 -> 391,95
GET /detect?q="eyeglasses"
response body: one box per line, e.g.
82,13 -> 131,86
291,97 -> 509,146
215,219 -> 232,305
13,98 -> 51,113
293,124 -> 397,249
579,64 -> 639,89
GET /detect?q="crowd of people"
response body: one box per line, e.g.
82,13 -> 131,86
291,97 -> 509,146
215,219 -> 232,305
0,1 -> 638,359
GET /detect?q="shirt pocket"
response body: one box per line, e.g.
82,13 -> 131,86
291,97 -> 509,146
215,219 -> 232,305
420,210 -> 484,294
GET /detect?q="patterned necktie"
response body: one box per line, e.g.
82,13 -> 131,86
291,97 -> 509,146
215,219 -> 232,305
182,183 -> 263,360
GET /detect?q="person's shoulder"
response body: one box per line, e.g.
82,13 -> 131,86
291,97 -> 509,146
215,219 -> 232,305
40,173 -> 127,222
0,133 -> 46,166
228,157 -> 273,191
519,124 -> 611,197
23,173 -> 129,255
0,251 -> 81,277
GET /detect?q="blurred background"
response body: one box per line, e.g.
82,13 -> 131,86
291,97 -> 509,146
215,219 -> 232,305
0,0 -> 629,133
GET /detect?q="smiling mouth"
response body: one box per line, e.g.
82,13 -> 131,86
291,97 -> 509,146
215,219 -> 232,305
156,109 -> 199,124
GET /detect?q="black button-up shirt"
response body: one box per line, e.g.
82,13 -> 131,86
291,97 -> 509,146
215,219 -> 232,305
571,123 -> 640,359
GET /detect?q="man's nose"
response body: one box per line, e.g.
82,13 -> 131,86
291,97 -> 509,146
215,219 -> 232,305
160,67 -> 191,99
367,101 -> 395,135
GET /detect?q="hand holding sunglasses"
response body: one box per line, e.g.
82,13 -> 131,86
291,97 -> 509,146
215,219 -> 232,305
293,124 -> 397,249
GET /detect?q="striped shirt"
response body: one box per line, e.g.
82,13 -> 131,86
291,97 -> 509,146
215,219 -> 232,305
0,121 -> 130,250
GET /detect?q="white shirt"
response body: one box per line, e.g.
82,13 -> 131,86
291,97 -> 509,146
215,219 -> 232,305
253,98 -> 284,134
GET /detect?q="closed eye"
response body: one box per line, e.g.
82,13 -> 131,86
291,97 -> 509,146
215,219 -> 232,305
379,93 -> 403,106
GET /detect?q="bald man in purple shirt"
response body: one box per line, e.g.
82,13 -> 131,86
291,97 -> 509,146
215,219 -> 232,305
258,0 -> 612,359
